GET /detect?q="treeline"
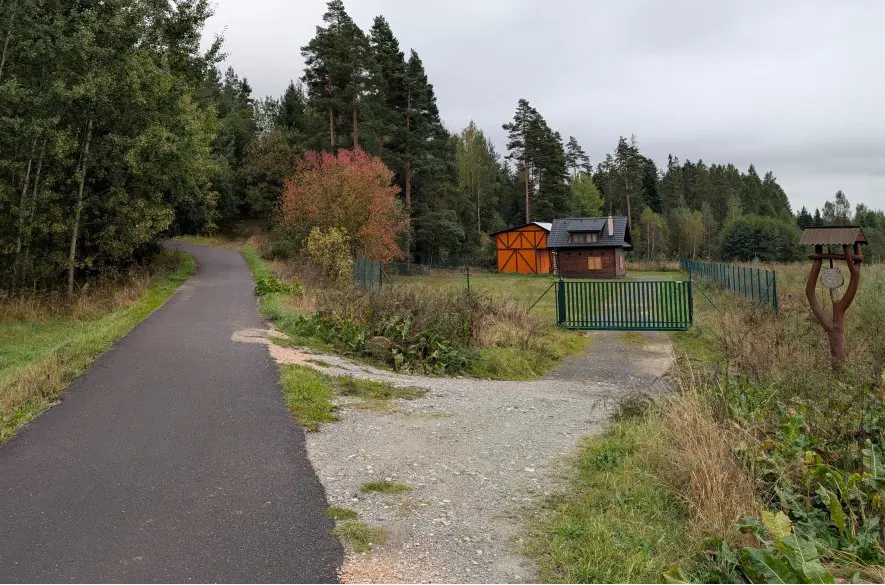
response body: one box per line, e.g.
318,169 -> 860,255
0,0 -> 224,294
4,0 -> 883,295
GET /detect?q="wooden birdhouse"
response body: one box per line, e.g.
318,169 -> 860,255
799,226 -> 867,366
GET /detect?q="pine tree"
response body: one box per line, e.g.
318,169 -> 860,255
564,136 -> 591,179
365,16 -> 407,159
402,49 -> 447,262
502,99 -> 539,223
797,206 -> 813,230
301,0 -> 368,149
276,81 -> 309,138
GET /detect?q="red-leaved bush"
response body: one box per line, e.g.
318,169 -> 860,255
280,148 -> 406,262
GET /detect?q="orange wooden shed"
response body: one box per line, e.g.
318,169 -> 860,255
492,222 -> 553,274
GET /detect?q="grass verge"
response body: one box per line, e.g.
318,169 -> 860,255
527,417 -> 694,583
279,364 -> 426,431
243,246 -> 587,379
0,249 -> 196,442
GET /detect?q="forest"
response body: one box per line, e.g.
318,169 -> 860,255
2,0 -> 884,296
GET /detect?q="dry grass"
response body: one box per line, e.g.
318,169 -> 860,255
649,370 -> 759,548
628,259 -> 682,273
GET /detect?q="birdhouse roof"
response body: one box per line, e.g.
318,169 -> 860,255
799,226 -> 868,246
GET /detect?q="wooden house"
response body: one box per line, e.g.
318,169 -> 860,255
549,216 -> 633,278
492,222 -> 553,274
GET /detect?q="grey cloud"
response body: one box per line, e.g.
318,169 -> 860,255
204,0 -> 885,212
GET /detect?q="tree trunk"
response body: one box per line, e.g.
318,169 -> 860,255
67,117 -> 93,300
477,186 -> 481,235
624,177 -> 633,230
405,87 -> 412,270
524,158 -> 530,223
352,109 -> 359,149
15,137 -> 36,255
328,107 -> 335,148
0,3 -> 14,83
20,133 -> 47,286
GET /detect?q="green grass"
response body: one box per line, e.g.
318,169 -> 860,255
332,520 -> 387,553
336,377 -> 426,401
325,506 -> 359,520
279,365 -> 341,432
527,417 -> 693,583
360,480 -> 412,494
279,364 -> 427,431
0,250 -> 196,442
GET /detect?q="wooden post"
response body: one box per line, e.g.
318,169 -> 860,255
805,244 -> 861,367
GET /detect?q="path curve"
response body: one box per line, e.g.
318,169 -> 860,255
0,242 -> 342,583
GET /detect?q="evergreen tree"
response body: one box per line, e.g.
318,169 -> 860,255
365,15 -> 408,159
796,206 -> 813,230
502,99 -> 540,223
564,136 -> 591,179
402,49 -> 448,262
300,0 -> 369,149
276,80 -> 311,142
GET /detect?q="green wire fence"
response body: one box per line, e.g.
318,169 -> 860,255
680,259 -> 778,312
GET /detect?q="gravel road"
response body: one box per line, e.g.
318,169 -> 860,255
242,328 -> 674,583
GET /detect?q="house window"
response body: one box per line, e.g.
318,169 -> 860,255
568,231 -> 599,244
587,256 -> 602,270
617,255 -> 626,271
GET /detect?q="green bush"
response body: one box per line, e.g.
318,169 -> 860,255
305,227 -> 353,284
254,273 -> 302,297
720,215 -> 801,262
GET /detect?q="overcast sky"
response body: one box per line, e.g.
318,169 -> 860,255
203,0 -> 885,213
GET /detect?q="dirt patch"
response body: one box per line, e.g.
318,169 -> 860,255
234,327 -> 674,583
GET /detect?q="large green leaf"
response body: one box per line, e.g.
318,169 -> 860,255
762,510 -> 793,543
862,441 -> 885,489
778,533 -> 834,583
740,548 -> 801,584
816,486 -> 847,536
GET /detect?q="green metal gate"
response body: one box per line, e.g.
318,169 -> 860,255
556,280 -> 693,331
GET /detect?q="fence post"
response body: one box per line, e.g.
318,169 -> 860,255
688,280 -> 694,326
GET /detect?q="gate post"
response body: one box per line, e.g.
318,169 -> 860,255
556,279 -> 565,326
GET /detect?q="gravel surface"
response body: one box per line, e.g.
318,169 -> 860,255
239,329 -> 674,583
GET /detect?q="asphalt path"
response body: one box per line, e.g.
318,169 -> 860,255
0,242 -> 342,583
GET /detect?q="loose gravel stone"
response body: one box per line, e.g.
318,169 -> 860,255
263,331 -> 673,583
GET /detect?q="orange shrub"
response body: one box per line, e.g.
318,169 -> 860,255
280,148 -> 406,262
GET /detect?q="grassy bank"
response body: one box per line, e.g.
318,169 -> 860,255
243,245 -> 586,379
531,262 -> 885,583
528,418 -> 694,582
0,249 -> 196,442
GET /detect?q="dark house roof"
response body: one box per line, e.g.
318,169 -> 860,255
489,222 -> 552,236
549,217 -> 632,250
799,226 -> 868,246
